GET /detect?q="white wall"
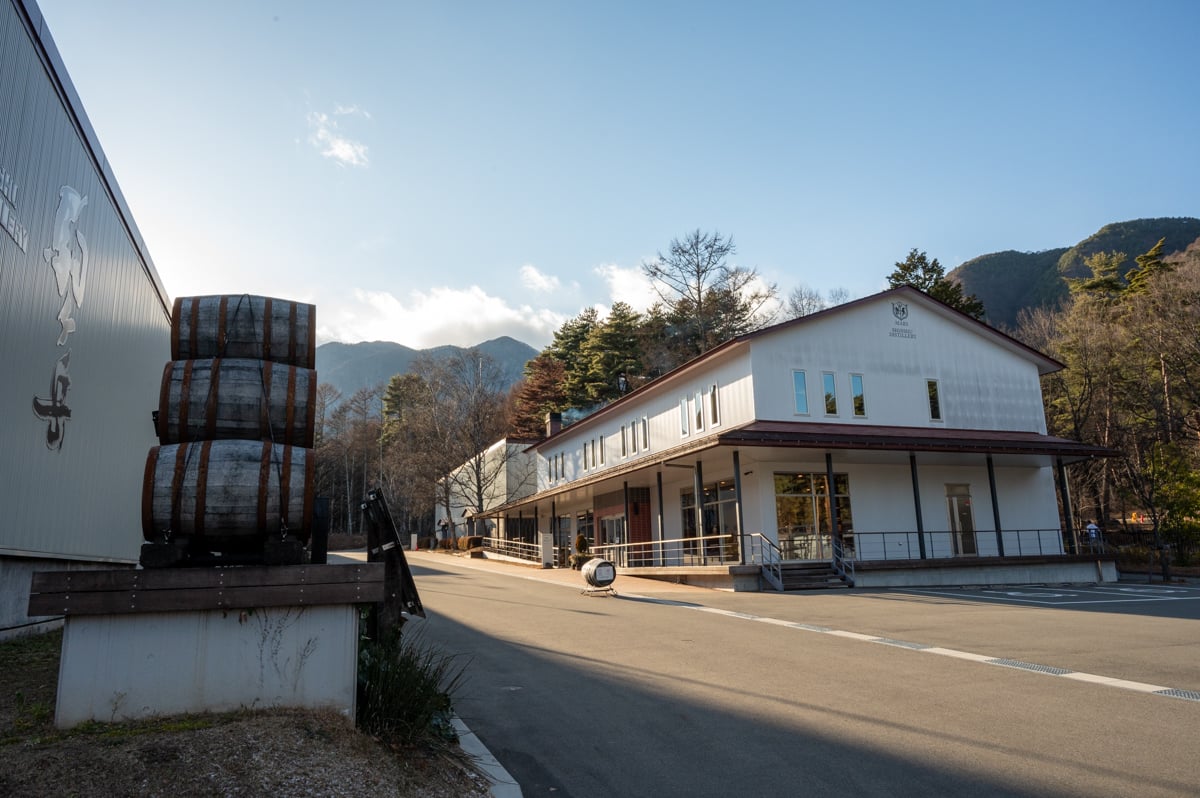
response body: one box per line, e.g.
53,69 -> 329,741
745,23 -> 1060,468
749,295 -> 1049,432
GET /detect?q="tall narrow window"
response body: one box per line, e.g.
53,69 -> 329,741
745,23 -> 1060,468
583,442 -> 589,471
629,419 -> 638,452
822,372 -> 838,415
694,391 -> 704,431
591,439 -> 597,468
708,385 -> 720,426
793,371 -> 809,415
927,379 -> 942,421
851,374 -> 866,417
641,417 -> 649,451
621,425 -> 628,456
680,398 -> 690,436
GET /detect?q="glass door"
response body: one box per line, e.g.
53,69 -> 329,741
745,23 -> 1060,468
946,484 -> 977,556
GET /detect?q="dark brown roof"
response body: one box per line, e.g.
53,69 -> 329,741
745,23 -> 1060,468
718,421 -> 1117,459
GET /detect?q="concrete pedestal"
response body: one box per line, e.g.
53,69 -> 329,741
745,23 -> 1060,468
56,604 -> 358,728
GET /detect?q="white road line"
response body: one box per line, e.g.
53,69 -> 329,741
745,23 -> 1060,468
626,593 -> 1199,703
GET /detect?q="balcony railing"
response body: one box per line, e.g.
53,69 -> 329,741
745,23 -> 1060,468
481,528 -> 1068,570
846,528 -> 1065,561
592,534 -> 738,568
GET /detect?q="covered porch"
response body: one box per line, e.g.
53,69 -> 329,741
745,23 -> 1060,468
474,421 -> 1117,590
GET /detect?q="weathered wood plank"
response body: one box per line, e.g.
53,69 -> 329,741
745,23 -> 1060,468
29,564 -> 384,616
29,572 -> 384,616
31,563 -> 381,594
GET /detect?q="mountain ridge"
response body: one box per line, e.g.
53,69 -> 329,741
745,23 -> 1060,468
315,335 -> 538,400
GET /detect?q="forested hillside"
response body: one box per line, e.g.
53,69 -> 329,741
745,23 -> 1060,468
316,336 -> 536,401
950,217 -> 1200,330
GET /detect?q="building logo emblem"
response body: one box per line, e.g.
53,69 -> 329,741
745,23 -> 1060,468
43,186 -> 89,345
892,301 -> 908,322
33,185 -> 88,451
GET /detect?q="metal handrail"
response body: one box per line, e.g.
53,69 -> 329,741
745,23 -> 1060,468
845,528 -> 1066,561
831,537 -> 855,586
742,533 -> 784,591
592,534 -> 737,568
481,536 -> 542,563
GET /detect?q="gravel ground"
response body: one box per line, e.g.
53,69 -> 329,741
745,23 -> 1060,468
0,630 -> 490,798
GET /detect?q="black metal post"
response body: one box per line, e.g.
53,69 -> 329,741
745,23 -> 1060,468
826,452 -> 840,548
656,470 -> 665,567
732,450 -> 745,564
694,460 -> 705,565
910,453 -> 927,559
987,454 -> 1005,556
1056,456 -> 1075,554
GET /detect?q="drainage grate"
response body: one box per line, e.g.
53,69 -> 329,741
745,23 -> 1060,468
988,658 -> 1072,675
1155,689 -> 1200,702
873,637 -> 931,650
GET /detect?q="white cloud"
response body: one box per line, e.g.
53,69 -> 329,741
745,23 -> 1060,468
519,264 -> 561,293
307,110 -> 369,168
595,262 -> 655,311
317,285 -> 566,350
333,104 -> 371,119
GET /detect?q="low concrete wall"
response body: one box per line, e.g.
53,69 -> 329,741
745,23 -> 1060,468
851,559 -> 1118,588
56,604 -> 359,728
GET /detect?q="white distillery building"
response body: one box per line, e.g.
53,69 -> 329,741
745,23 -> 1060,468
437,437 -> 540,540
1,0 -> 172,637
474,286 -> 1115,589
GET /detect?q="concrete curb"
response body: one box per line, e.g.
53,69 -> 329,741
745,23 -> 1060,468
453,715 -> 523,798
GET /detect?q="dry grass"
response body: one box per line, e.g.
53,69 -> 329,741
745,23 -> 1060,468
0,630 -> 490,798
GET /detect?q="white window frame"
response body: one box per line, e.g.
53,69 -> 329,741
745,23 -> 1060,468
694,391 -> 704,431
927,379 -> 943,422
850,373 -> 866,418
641,416 -> 649,451
680,397 -> 690,436
599,434 -> 606,464
793,370 -> 809,415
822,372 -> 838,416
708,384 -> 720,427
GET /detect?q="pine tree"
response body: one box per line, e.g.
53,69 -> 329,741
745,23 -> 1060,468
888,248 -> 986,320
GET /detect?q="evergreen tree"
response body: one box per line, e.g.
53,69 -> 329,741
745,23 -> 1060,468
547,308 -> 599,408
579,302 -> 644,403
1124,237 -> 1174,295
888,248 -> 986,319
507,353 -> 567,438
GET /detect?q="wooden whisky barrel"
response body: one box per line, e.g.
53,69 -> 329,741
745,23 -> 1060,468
157,358 -> 316,447
142,440 -> 314,551
171,295 -> 316,369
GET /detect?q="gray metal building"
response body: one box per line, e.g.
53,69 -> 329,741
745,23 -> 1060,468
1,0 -> 172,638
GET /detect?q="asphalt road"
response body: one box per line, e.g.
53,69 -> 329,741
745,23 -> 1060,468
404,554 -> 1200,798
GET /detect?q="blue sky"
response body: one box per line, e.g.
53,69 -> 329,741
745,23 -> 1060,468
36,0 -> 1200,350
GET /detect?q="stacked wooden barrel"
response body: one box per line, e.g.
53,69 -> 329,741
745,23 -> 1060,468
140,295 -> 318,567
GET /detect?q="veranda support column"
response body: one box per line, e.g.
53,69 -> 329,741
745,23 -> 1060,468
987,455 -> 1005,556
733,450 -> 745,563
910,453 -> 927,559
1056,456 -> 1075,554
694,460 -> 705,565
656,470 -> 665,566
826,452 -> 840,551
